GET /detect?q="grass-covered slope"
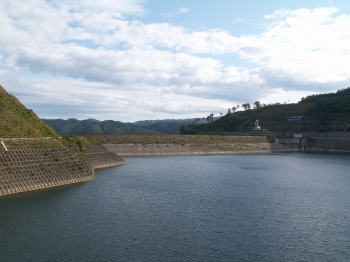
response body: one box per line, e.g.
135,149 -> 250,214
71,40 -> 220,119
0,85 -> 57,138
181,87 -> 350,134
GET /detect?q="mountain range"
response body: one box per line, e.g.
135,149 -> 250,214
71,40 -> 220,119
42,118 -> 194,135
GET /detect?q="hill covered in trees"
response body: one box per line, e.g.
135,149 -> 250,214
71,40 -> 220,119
42,119 -> 160,135
42,118 -> 192,135
181,87 -> 350,135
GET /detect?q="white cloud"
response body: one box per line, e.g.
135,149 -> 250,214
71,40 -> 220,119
57,0 -> 145,17
241,7 -> 350,87
0,1 -> 349,121
234,18 -> 245,23
162,6 -> 189,19
2,76 -> 235,121
176,7 -> 189,14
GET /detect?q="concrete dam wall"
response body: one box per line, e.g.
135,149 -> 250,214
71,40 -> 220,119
305,138 -> 350,152
275,133 -> 350,152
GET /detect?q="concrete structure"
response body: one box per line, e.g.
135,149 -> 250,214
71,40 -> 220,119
304,137 -> 350,152
275,136 -> 307,149
274,132 -> 350,152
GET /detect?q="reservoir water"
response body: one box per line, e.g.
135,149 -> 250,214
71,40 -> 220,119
1,152 -> 350,261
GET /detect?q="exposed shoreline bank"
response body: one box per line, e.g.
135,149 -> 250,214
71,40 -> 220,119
105,143 -> 300,156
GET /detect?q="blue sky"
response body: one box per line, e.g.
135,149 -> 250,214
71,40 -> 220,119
0,0 -> 349,122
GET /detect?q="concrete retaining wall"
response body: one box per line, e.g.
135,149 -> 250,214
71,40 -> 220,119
272,132 -> 350,138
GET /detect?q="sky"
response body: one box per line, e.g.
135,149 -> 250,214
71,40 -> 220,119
0,0 -> 349,122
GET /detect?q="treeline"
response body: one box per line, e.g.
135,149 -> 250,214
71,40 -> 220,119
300,87 -> 350,103
301,87 -> 350,115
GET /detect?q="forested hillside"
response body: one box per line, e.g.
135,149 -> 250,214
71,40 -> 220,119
42,119 -> 160,135
43,117 -> 192,135
301,87 -> 350,116
181,87 -> 350,134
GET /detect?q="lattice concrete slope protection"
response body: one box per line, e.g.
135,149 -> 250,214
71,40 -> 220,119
0,138 -> 94,196
81,144 -> 126,170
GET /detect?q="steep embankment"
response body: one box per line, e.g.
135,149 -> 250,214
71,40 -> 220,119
0,85 -> 57,138
0,85 -> 125,197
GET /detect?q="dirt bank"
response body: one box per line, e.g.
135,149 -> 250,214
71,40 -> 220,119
105,143 -> 298,156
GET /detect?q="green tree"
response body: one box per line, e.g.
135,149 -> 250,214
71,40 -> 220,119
241,103 -> 251,110
253,101 -> 261,109
206,113 -> 214,122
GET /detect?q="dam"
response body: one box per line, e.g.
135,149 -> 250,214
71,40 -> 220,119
274,132 -> 350,152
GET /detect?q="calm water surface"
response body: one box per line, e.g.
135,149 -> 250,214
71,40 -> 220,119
0,152 -> 350,261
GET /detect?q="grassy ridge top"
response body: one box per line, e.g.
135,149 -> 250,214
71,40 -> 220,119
0,85 -> 57,138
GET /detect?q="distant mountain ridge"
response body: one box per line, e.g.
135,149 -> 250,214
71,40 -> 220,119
42,118 -> 160,135
42,118 -> 193,135
134,118 -> 206,126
